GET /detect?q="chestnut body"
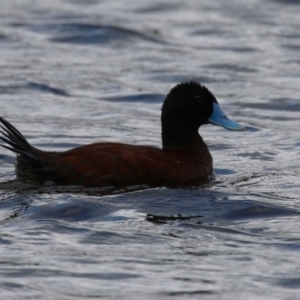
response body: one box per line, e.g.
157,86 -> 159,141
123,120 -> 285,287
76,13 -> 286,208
16,139 -> 212,187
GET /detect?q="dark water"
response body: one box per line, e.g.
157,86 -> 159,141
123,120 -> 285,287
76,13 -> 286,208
1,0 -> 300,299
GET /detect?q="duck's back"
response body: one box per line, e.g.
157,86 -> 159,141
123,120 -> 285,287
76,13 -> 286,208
16,142 -> 213,187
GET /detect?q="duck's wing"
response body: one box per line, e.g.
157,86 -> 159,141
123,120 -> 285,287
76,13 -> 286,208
55,143 -> 172,187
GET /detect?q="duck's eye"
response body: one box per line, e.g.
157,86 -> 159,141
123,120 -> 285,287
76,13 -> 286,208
194,95 -> 202,103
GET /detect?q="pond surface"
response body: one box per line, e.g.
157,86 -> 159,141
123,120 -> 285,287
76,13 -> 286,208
1,0 -> 300,299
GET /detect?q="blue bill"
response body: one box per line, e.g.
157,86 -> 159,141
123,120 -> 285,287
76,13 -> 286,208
209,103 -> 245,131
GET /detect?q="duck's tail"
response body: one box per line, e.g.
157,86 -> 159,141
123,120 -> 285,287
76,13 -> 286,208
0,117 -> 38,161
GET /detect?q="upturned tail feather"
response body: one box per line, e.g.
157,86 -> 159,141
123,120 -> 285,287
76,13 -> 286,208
0,117 -> 38,161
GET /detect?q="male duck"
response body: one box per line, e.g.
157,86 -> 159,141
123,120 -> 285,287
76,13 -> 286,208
0,82 -> 244,188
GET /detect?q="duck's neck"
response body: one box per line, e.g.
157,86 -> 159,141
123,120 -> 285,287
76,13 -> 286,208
161,126 -> 203,150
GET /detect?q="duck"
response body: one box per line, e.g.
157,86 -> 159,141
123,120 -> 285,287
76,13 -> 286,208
0,82 -> 244,188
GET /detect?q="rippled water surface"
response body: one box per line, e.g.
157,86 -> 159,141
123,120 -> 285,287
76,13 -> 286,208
1,0 -> 300,299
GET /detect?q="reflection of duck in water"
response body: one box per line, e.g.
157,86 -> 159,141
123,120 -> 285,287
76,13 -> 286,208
0,82 -> 244,188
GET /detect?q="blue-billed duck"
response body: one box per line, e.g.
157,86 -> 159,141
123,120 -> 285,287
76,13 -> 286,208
0,82 -> 244,188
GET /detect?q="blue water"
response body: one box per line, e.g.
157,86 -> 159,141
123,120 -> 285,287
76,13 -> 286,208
1,0 -> 300,299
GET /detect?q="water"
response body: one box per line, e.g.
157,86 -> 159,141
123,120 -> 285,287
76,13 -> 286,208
1,0 -> 300,299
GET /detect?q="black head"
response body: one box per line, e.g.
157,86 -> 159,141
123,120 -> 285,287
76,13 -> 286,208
161,82 -> 218,149
161,82 -> 244,149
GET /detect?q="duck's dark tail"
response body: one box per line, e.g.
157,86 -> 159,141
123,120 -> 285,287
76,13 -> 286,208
0,117 -> 38,161
0,118 -> 57,183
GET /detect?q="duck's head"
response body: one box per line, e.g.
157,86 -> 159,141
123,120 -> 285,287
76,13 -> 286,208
161,82 -> 244,149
